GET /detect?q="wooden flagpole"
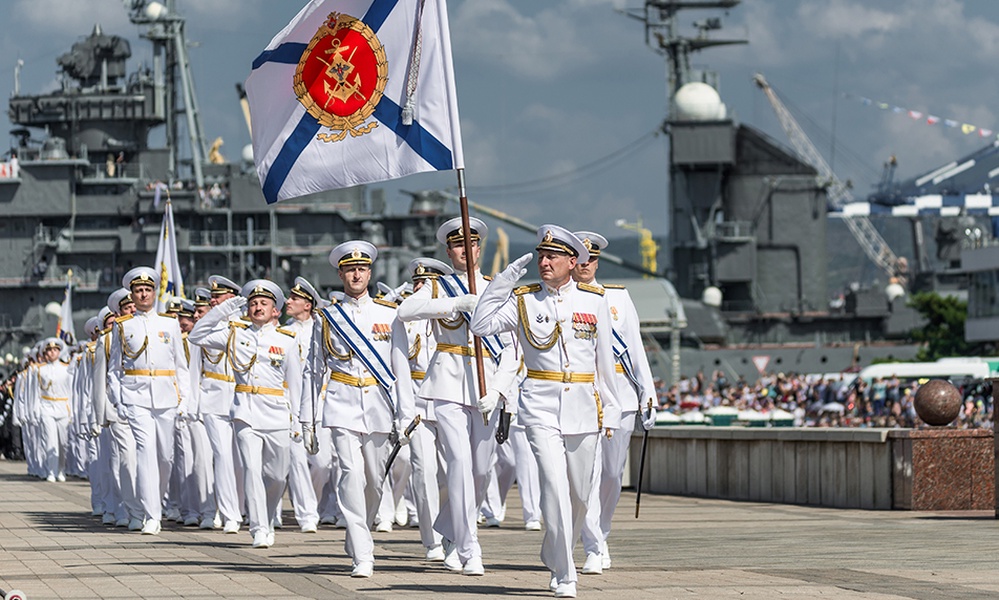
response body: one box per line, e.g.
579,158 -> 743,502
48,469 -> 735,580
456,169 -> 489,424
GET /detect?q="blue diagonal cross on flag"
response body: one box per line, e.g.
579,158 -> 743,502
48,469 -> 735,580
245,0 -> 464,203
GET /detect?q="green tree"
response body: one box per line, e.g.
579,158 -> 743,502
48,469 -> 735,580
908,292 -> 980,361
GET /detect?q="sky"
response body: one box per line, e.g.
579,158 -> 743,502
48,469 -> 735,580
2,0 -> 999,256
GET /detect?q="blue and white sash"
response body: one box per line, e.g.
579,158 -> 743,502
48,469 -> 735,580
611,328 -> 642,392
438,274 -> 504,365
320,303 -> 396,410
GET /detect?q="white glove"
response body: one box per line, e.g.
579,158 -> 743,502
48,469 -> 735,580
218,295 -> 247,318
116,403 -> 128,421
89,423 -> 102,438
304,423 -> 319,455
177,403 -> 197,422
499,253 -> 533,283
395,421 -> 412,446
477,389 -> 500,417
454,294 -> 478,313
642,407 -> 657,431
290,424 -> 303,443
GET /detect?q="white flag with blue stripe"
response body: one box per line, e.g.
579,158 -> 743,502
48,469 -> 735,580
246,0 -> 464,204
154,199 -> 185,312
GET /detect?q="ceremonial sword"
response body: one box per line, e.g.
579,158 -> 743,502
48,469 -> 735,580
382,414 -> 421,485
635,399 -> 652,518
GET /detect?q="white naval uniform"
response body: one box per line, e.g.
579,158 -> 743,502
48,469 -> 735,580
16,365 -> 44,478
581,281 -> 658,565
73,344 -> 108,513
396,271 -> 519,567
36,358 -> 71,480
190,312 -> 303,540
285,315 -> 319,529
301,293 -> 413,569
65,353 -> 89,479
93,330 -> 142,523
391,312 -> 442,551
192,321 -> 245,526
299,317 -> 340,524
471,277 -> 620,590
174,334 -> 216,524
482,409 -> 543,527
108,310 -> 190,524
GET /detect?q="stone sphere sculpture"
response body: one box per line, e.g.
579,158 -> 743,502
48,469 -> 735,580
913,379 -> 962,426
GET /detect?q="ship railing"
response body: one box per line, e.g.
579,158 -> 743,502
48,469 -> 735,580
78,161 -> 143,181
714,221 -> 754,240
34,265 -> 102,291
188,230 -> 273,249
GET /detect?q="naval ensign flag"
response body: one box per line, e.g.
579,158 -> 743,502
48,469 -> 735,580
246,0 -> 464,204
154,198 -> 185,312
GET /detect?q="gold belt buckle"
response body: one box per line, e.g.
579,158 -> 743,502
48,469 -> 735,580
562,372 -> 572,383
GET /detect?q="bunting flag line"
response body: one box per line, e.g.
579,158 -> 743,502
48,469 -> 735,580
847,93 -> 996,140
154,199 -> 185,312
245,0 -> 464,204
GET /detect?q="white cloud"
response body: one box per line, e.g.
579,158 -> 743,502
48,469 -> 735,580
13,0 -> 131,36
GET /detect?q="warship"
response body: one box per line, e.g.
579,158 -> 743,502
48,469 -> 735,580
0,1 -> 452,359
2,0 -> 992,385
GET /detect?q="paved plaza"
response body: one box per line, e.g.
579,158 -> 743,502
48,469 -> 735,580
2,458 -> 999,599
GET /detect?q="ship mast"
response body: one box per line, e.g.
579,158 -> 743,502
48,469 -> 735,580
125,0 -> 207,189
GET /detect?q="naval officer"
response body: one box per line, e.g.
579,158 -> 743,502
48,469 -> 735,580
189,279 -> 303,548
192,275 -> 245,534
108,266 -> 191,535
396,217 -> 520,575
302,240 -> 414,577
35,337 -> 71,482
470,225 -> 620,599
571,231 -> 657,575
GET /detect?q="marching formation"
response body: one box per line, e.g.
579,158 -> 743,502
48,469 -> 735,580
5,222 -> 657,599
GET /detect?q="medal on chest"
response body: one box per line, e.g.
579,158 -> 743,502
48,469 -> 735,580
572,312 -> 597,340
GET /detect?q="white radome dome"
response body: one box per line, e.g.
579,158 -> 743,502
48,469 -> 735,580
241,144 -> 254,163
886,282 -> 905,303
674,82 -> 726,121
45,302 -> 62,317
702,286 -> 723,307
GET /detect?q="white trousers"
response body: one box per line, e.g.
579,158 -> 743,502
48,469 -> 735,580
308,426 -> 340,521
125,404 -> 176,522
235,422 -> 289,537
23,422 -> 40,477
96,427 -> 120,516
376,443 -> 412,526
526,426 -> 598,587
408,423 -> 443,549
484,423 -> 542,524
175,420 -> 216,520
287,437 -> 319,526
204,413 -> 244,524
432,402 -> 497,564
582,412 -> 637,555
331,428 -> 389,566
39,412 -> 68,479
107,421 -> 141,520
86,435 -> 104,511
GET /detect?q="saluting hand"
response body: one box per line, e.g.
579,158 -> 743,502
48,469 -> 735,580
499,252 -> 533,283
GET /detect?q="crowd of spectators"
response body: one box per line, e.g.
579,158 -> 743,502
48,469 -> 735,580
655,370 -> 993,429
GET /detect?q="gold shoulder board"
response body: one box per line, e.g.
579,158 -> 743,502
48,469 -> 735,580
158,312 -> 177,319
373,298 -> 398,308
115,314 -> 133,323
240,315 -> 252,322
514,283 -> 542,296
576,282 -> 605,296
230,321 -> 250,329
483,275 -> 493,281
276,327 -> 297,338
603,283 -> 626,289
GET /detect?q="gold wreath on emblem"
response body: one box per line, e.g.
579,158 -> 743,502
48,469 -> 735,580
351,248 -> 362,259
294,12 -> 388,143
543,230 -> 554,244
582,238 -> 593,251
415,264 -> 426,275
